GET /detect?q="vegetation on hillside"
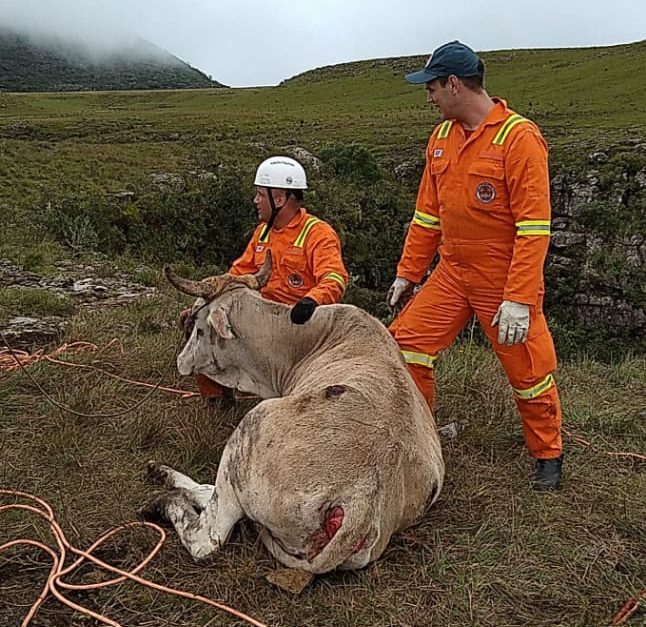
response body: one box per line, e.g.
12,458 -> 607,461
0,28 -> 224,91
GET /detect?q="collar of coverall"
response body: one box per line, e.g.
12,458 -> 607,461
480,98 -> 511,127
262,207 -> 307,234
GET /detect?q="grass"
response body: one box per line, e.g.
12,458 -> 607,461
0,287 -> 76,325
0,295 -> 644,626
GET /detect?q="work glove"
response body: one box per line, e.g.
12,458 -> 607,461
491,300 -> 530,346
387,277 -> 414,312
290,297 -> 318,325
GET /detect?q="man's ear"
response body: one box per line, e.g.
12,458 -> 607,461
208,306 -> 235,339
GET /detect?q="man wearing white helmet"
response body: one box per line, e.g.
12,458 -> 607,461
184,155 -> 349,402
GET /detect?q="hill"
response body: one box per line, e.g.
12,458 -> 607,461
282,40 -> 646,133
0,40 -> 644,354
0,28 -> 225,91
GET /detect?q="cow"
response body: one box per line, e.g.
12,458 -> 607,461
141,252 -> 444,574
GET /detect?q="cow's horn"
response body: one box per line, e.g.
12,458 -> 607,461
164,266 -> 218,298
254,250 -> 273,289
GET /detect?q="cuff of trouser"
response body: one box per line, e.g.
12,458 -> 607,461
533,453 -> 563,460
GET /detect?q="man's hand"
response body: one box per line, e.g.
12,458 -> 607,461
387,277 -> 414,312
290,297 -> 318,325
492,300 -> 530,346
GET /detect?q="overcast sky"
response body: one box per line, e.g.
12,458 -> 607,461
1,0 -> 644,87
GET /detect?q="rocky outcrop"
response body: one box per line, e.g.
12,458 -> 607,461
0,260 -> 156,349
547,143 -> 645,349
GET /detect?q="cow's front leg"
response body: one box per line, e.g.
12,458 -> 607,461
140,488 -> 218,559
145,461 -> 214,509
142,469 -> 243,560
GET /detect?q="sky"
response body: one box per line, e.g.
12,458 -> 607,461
1,0 -> 644,87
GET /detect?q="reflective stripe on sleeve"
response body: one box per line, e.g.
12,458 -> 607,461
513,374 -> 555,399
293,217 -> 321,248
401,350 -> 437,369
324,272 -> 346,288
516,220 -> 551,236
412,210 -> 441,230
492,114 -> 528,145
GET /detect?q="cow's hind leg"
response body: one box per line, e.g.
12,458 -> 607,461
146,460 -> 201,490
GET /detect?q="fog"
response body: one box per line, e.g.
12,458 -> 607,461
1,0 -> 643,86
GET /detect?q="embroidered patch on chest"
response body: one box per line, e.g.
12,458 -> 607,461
475,181 -> 496,204
288,273 -> 304,288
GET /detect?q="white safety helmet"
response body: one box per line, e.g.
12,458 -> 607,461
254,156 -> 307,190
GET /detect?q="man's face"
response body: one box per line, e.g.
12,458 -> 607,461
253,187 -> 286,223
425,78 -> 453,119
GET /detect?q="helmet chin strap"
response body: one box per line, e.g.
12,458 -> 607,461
260,187 -> 288,241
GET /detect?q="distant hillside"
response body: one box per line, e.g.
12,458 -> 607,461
0,28 -> 226,92
282,40 -> 646,130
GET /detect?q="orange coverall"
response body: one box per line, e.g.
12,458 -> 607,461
390,99 -> 562,459
196,207 -> 348,398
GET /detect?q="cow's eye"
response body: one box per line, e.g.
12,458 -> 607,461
196,328 -> 204,338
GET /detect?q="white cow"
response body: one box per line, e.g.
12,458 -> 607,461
142,253 -> 444,574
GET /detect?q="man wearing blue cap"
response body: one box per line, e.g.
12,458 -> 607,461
388,41 -> 564,489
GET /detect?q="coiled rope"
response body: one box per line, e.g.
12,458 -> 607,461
0,489 -> 268,627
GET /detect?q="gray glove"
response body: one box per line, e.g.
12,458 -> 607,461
492,300 -> 530,346
387,277 -> 414,312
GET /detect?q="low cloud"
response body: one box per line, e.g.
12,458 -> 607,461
0,0 -> 148,59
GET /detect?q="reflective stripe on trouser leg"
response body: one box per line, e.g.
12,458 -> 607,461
472,296 -> 562,459
514,384 -> 562,459
389,259 -> 473,409
401,353 -> 437,409
195,374 -> 228,399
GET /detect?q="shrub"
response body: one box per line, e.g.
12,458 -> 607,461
319,143 -> 382,184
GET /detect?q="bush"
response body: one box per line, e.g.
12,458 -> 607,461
319,143 -> 382,184
34,167 -> 256,268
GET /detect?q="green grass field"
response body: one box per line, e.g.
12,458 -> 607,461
0,41 -> 645,626
1,41 -> 645,207
0,295 -> 643,626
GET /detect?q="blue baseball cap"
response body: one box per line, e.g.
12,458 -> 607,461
405,40 -> 482,84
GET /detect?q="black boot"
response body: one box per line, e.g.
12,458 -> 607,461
529,455 -> 563,490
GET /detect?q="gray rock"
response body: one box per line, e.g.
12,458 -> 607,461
285,147 -> 322,171
2,316 -> 65,350
551,232 -> 586,248
0,259 -> 157,348
149,172 -> 185,189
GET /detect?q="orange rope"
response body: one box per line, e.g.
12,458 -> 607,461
563,428 -> 646,462
0,489 -> 268,627
42,355 -> 199,399
0,341 -> 105,371
612,590 -> 645,625
0,341 -> 198,399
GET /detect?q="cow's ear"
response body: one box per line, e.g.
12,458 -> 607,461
208,306 -> 235,339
